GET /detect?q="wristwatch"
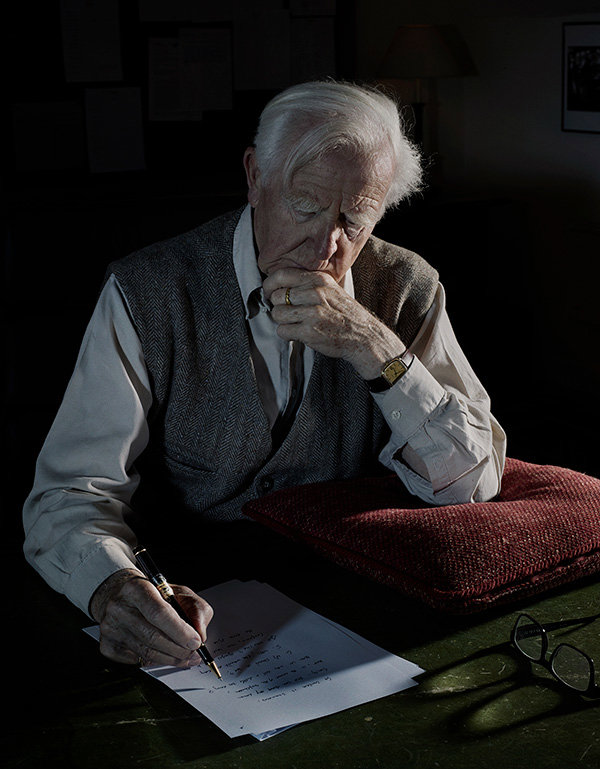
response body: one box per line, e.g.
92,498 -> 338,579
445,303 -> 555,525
366,351 -> 414,392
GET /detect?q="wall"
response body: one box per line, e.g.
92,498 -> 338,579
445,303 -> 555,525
357,1 -> 600,475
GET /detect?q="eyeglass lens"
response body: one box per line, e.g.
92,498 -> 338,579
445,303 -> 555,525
514,615 -> 594,693
551,645 -> 592,693
514,615 -> 544,661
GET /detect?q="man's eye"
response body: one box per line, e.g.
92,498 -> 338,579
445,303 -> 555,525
344,222 -> 362,238
295,206 -> 317,216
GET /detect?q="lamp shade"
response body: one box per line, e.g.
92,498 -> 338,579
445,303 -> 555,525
378,24 -> 477,79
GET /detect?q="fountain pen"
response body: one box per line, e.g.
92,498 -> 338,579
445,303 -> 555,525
133,545 -> 221,678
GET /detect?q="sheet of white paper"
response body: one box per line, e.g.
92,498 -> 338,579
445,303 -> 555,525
241,581 -> 424,679
225,581 -> 423,740
85,580 -> 423,740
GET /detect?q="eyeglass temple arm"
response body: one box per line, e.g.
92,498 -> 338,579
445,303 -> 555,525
541,613 -> 600,632
517,613 -> 600,639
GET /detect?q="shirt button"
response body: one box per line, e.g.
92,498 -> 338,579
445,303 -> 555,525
259,475 -> 274,493
391,410 -> 402,420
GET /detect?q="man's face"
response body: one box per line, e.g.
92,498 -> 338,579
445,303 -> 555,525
244,147 -> 394,282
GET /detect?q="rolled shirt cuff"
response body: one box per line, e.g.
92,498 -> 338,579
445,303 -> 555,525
370,355 -> 447,441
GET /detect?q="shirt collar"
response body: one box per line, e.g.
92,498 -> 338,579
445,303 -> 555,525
232,203 -> 356,318
233,205 -> 266,320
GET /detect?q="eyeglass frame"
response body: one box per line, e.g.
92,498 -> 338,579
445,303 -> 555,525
511,612 -> 600,698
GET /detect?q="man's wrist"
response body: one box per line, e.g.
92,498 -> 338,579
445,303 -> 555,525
348,327 -> 406,379
89,568 -> 146,622
365,350 -> 414,392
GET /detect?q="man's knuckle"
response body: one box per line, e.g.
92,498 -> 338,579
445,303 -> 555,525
98,616 -> 115,640
138,642 -> 154,662
311,271 -> 331,286
144,601 -> 165,626
98,636 -> 113,656
314,286 -> 331,304
106,598 -> 133,625
100,605 -> 121,633
99,636 -> 132,663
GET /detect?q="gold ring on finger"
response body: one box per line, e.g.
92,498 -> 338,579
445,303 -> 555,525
285,287 -> 292,306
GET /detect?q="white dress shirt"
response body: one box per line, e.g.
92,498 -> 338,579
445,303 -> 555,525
23,205 -> 506,615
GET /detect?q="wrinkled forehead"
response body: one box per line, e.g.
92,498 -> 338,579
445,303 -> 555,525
286,148 -> 394,209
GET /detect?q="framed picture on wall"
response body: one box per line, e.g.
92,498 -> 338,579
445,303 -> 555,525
562,22 -> 600,133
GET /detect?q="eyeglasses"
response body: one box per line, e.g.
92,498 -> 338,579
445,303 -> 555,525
512,612 -> 600,697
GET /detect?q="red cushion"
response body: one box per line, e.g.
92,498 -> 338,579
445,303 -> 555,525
242,458 -> 600,613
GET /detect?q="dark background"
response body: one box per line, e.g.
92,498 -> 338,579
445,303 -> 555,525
3,0 -> 600,554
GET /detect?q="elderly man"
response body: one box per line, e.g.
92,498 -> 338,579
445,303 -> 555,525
23,81 -> 505,669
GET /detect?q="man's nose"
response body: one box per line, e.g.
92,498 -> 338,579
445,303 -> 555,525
310,219 -> 342,264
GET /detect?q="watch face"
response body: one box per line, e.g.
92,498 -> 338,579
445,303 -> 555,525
382,358 -> 408,385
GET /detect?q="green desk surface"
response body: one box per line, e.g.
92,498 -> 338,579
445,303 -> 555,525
5,524 -> 600,769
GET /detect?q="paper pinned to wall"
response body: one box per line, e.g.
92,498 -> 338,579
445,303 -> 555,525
60,0 -> 122,82
148,29 -> 232,121
85,580 -> 423,740
139,0 -> 233,22
179,28 -> 233,112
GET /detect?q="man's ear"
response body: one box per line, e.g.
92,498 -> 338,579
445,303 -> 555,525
243,147 -> 261,207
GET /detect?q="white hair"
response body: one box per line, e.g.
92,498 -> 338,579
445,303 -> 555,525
252,80 -> 423,213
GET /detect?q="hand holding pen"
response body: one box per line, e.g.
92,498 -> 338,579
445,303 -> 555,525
90,550 -> 216,671
134,546 -> 221,678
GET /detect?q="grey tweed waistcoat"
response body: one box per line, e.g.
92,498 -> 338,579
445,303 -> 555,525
108,207 -> 439,526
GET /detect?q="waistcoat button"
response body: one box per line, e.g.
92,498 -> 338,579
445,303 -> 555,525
259,475 -> 274,493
